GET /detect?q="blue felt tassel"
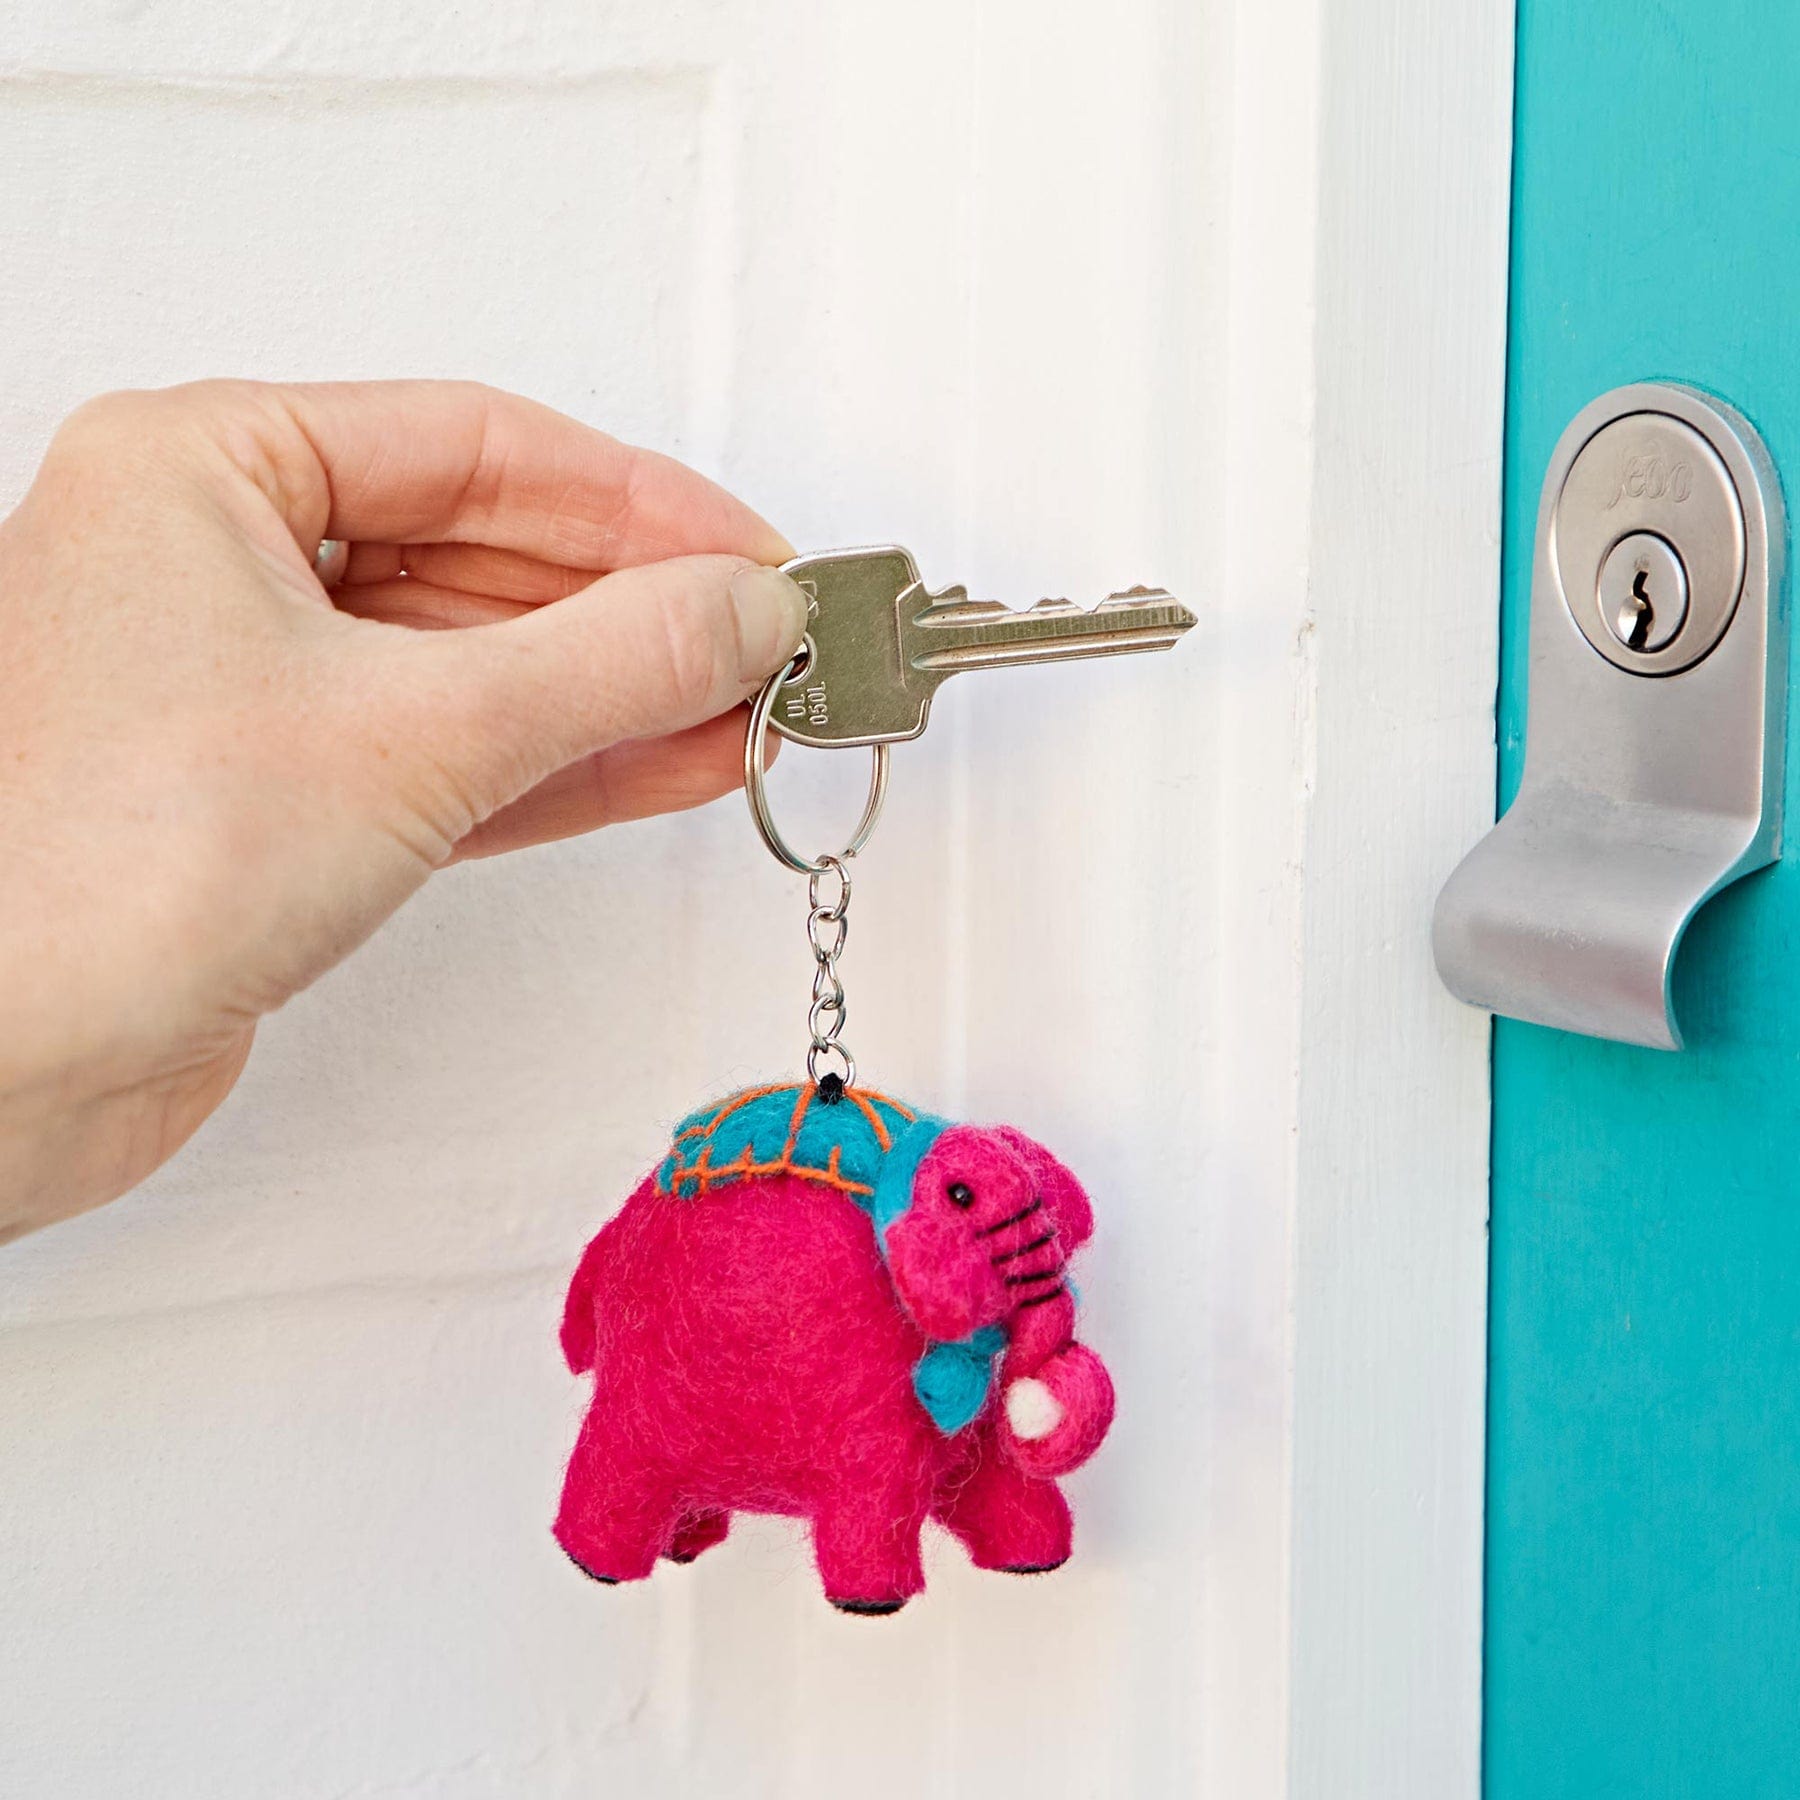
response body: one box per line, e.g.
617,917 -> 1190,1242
911,1326 -> 1008,1434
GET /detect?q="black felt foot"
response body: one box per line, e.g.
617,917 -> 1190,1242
1000,1559 -> 1069,1576
831,1597 -> 908,1616
563,1548 -> 622,1585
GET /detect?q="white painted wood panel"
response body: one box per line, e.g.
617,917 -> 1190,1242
0,3 -> 1509,1795
1287,3 -> 1511,1793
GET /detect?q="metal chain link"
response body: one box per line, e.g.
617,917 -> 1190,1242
804,854 -> 855,1088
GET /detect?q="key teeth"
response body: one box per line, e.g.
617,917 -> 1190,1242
911,590 -> 1010,627
914,585 -> 1183,626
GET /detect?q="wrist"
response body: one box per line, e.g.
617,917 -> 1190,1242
0,1073 -> 114,1241
0,897 -> 218,1235
0,1015 -> 252,1239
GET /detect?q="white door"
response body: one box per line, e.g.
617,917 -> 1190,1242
0,4 -> 1509,1794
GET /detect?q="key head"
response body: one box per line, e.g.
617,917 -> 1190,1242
773,546 -> 937,747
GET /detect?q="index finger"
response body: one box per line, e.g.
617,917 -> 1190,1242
215,378 -> 794,571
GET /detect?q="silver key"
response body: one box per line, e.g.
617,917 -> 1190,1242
772,545 -> 1195,747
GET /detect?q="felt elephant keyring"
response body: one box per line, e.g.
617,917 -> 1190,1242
554,1082 -> 1114,1612
554,546 -> 1189,1613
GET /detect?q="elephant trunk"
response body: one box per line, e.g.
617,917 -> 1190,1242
997,1340 -> 1116,1478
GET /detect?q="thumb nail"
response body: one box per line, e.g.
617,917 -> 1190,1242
730,565 -> 808,683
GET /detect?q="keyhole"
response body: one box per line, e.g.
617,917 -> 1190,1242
1619,567 -> 1654,650
1595,530 -> 1690,659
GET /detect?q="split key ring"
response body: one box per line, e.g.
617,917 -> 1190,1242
744,651 -> 889,876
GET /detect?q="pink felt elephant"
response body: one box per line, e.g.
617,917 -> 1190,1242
555,1085 -> 1115,1613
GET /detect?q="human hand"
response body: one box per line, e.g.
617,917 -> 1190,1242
0,380 -> 807,1237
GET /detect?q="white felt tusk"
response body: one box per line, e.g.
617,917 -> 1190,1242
1004,1376 -> 1064,1441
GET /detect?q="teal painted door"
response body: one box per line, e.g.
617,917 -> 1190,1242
1489,3 -> 1800,1794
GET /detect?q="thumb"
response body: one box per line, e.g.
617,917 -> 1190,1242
394,553 -> 807,824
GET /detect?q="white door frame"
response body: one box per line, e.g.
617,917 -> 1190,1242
1257,2 -> 1513,1792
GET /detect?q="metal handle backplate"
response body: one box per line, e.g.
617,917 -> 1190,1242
1433,382 -> 1787,1049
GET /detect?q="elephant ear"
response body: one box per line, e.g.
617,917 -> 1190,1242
870,1117 -> 950,1242
992,1127 -> 1094,1250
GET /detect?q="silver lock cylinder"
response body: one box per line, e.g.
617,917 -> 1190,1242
1433,382 -> 1785,1050
1553,410 -> 1745,673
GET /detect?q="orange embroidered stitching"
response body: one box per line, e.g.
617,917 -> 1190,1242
661,1083 -> 914,1200
846,1088 -> 893,1151
781,1085 -> 813,1159
676,1083 -> 790,1144
668,1151 -> 873,1200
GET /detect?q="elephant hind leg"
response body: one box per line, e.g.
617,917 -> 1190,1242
554,1411 -> 680,1584
812,1492 -> 927,1614
934,1443 -> 1073,1575
665,1510 -> 731,1564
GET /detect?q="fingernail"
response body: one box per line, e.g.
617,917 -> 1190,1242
730,564 -> 808,682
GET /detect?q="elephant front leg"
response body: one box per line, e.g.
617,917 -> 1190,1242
933,1439 -> 1073,1575
554,1409 -> 680,1584
811,1487 -> 929,1615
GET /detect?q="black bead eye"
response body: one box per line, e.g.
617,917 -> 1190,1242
946,1181 -> 975,1210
